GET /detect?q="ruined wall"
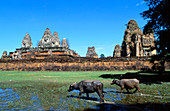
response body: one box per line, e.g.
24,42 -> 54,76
0,57 -> 169,71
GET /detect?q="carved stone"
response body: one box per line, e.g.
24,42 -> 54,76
61,38 -> 69,48
2,51 -> 7,56
38,28 -> 60,47
1,51 -> 7,59
12,50 -> 21,59
120,19 -> 156,57
51,32 -> 60,47
22,33 -> 32,48
142,33 -> 156,56
38,28 -> 52,47
113,44 -> 121,57
48,49 -> 52,56
86,46 -> 98,58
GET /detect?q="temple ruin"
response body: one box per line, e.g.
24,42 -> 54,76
22,33 -> 32,48
1,51 -> 8,60
113,19 -> 156,57
38,28 -> 60,47
113,44 -> 121,57
1,20 -> 157,60
61,38 -> 69,49
86,46 -> 98,58
2,28 -> 79,60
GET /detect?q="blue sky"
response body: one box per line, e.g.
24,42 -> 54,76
0,0 -> 148,57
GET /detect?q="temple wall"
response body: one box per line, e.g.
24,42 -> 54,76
0,57 -> 169,71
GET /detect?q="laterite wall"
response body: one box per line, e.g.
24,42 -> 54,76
0,57 -> 169,71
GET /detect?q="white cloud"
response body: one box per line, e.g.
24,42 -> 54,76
141,1 -> 145,5
136,3 -> 139,6
136,1 -> 145,7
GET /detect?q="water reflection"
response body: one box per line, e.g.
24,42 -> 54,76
0,88 -> 168,110
0,88 -> 43,110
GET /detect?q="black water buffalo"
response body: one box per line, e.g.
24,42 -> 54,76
111,79 -> 141,95
68,80 -> 105,103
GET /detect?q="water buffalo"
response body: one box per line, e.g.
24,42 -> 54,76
68,80 -> 105,103
111,79 -> 141,95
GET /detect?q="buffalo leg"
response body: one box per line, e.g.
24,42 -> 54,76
79,92 -> 82,99
86,93 -> 89,98
126,88 -> 130,93
96,91 -> 104,103
79,88 -> 84,99
121,87 -> 124,95
96,89 -> 105,103
133,88 -> 138,93
134,85 -> 141,94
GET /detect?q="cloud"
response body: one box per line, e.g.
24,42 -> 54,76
136,1 -> 145,7
136,3 -> 139,6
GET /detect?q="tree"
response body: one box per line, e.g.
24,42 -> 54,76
100,54 -> 105,58
140,0 -> 170,71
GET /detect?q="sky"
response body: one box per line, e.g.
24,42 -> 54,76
0,0 -> 148,57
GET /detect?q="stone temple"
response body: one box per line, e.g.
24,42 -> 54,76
22,33 -> 32,48
38,28 -> 60,47
1,51 -> 8,60
86,46 -> 98,58
113,44 -> 121,57
3,28 -> 79,59
113,19 -> 156,57
61,38 -> 69,49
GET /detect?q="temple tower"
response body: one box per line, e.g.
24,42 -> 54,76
38,28 -> 60,47
121,19 -> 143,57
51,32 -> 60,47
21,33 -> 32,48
113,44 -> 121,57
86,46 -> 98,58
38,28 -> 52,47
61,38 -> 69,48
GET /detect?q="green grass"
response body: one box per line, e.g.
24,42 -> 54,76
0,71 -> 169,110
0,71 -> 131,87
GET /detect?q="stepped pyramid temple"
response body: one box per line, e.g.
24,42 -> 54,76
1,28 -> 79,60
113,19 -> 156,57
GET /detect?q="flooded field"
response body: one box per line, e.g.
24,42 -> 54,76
0,87 -> 169,111
0,71 -> 169,110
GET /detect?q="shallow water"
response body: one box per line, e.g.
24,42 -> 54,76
0,88 -> 43,110
0,88 -> 169,111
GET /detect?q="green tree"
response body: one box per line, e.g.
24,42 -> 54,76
140,0 -> 170,72
100,54 -> 105,58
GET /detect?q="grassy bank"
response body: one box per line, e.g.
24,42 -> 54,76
0,71 -> 132,88
0,71 -> 169,110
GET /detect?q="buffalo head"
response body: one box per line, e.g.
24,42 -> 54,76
110,80 -> 117,85
68,82 -> 76,92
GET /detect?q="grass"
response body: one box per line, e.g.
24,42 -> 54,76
0,71 -> 169,110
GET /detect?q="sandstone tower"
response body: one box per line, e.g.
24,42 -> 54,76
114,19 -> 156,57
113,44 -> 121,57
2,51 -> 7,56
61,38 -> 69,49
52,32 -> 60,47
142,25 -> 156,56
1,51 -> 7,59
21,33 -> 32,48
121,19 -> 143,57
86,46 -> 98,58
6,28 -> 79,60
38,28 -> 60,47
